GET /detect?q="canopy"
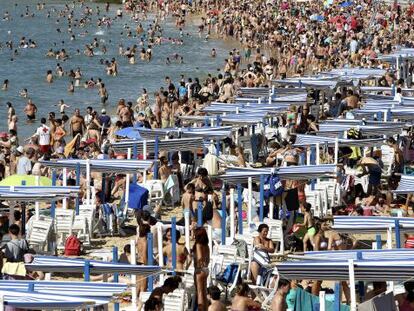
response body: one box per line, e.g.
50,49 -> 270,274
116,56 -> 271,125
393,174 -> 414,194
40,159 -> 154,173
0,289 -> 107,309
218,164 -> 337,183
26,256 -> 162,276
332,216 -> 414,233
111,137 -> 204,153
291,249 -> 414,261
0,280 -> 127,299
276,259 -> 414,281
136,126 -> 233,140
294,134 -> 384,147
0,186 -> 80,202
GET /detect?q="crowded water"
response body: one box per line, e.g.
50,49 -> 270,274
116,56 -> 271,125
0,0 -> 231,139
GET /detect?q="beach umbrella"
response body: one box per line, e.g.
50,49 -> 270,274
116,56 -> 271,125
340,1 -> 353,7
116,127 -> 142,139
0,175 -> 52,186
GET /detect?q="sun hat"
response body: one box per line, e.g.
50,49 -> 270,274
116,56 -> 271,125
16,146 -> 24,154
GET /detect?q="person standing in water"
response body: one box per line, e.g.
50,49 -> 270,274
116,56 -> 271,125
24,99 -> 37,121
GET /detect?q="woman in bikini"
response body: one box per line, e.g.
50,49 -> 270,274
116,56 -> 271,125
192,227 -> 210,311
163,228 -> 189,271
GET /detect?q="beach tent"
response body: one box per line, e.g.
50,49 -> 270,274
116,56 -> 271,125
111,137 -> 204,153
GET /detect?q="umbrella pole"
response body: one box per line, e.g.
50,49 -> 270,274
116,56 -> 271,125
62,168 -> 68,209
35,176 -> 40,221
348,259 -> 357,311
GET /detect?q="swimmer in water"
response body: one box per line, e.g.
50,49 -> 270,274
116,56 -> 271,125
211,48 -> 216,58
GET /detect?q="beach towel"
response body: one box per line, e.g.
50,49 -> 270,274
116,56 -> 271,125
294,287 -> 350,311
2,262 -> 26,276
127,183 -> 149,210
358,292 -> 396,311
64,133 -> 80,157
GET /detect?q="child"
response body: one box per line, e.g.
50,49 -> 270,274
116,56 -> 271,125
207,286 -> 226,311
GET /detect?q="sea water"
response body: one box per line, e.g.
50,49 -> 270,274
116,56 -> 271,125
0,0 -> 232,139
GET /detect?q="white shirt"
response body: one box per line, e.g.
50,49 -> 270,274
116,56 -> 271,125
36,125 -> 50,145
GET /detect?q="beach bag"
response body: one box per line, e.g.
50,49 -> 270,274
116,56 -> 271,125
264,174 -> 284,199
64,234 -> 81,256
253,248 -> 270,266
216,263 -> 239,284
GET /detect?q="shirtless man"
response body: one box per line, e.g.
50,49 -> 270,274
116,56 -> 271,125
8,115 -> 17,132
70,108 -> 86,137
24,99 -> 37,121
7,102 -> 15,123
207,286 -> 225,311
271,279 -> 291,311
99,83 -> 108,104
118,101 -> 132,123
231,283 -> 261,311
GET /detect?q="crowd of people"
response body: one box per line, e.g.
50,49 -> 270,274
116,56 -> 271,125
2,0 -> 414,310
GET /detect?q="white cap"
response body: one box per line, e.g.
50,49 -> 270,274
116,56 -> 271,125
101,109 -> 106,114
16,146 -> 24,154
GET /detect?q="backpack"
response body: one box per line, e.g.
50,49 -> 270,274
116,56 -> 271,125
264,174 -> 284,199
285,234 -> 303,252
64,234 -> 81,256
216,263 -> 239,284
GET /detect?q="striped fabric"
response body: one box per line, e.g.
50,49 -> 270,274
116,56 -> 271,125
136,126 -> 233,140
393,175 -> 414,194
40,159 -> 154,173
317,124 -> 403,136
276,259 -> 414,281
294,134 -> 384,147
0,289 -> 106,309
27,256 -> 162,276
218,164 -> 337,183
298,249 -> 414,261
272,78 -> 339,89
333,216 -> 414,233
111,137 -> 204,153
323,68 -> 386,79
0,280 -> 127,298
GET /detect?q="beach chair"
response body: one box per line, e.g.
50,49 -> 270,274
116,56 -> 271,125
381,144 -> 395,177
78,204 -> 96,238
211,245 -> 244,299
72,215 -> 90,246
138,291 -> 152,311
263,219 -> 284,255
304,188 -> 323,218
26,217 -> 53,253
54,209 -> 74,249
163,288 -> 186,311
141,180 -> 165,207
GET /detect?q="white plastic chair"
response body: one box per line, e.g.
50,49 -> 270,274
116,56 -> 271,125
140,180 -> 165,207
54,209 -> 74,249
27,218 -> 53,252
